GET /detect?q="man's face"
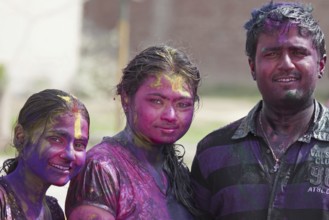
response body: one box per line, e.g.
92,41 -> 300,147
249,25 -> 326,108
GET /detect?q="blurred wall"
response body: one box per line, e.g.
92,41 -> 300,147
1,0 -> 328,148
82,0 -> 329,92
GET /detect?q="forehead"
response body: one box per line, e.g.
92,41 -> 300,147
140,73 -> 192,93
28,111 -> 88,143
257,25 -> 314,48
47,111 -> 87,127
136,73 -> 193,97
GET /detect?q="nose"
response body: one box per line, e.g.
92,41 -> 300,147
60,145 -> 75,161
161,105 -> 177,122
278,52 -> 295,71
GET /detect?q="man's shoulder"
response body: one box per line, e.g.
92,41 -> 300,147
196,117 -> 245,153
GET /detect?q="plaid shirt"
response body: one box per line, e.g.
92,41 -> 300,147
191,100 -> 329,220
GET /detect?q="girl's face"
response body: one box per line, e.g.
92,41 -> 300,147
126,73 -> 195,146
22,111 -> 89,186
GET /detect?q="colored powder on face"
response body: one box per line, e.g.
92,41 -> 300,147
151,73 -> 192,98
277,24 -> 291,43
74,112 -> 82,138
150,74 -> 162,88
166,74 -> 191,97
133,131 -> 152,148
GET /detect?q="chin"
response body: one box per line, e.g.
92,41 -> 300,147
151,138 -> 175,145
51,177 -> 70,187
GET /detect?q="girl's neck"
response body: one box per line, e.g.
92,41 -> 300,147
118,127 -> 165,168
5,163 -> 50,218
116,127 -> 168,193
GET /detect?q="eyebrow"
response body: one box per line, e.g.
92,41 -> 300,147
262,45 -> 309,52
261,46 -> 281,53
147,92 -> 193,100
48,129 -> 89,142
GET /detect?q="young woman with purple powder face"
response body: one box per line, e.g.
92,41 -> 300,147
66,45 -> 201,219
0,89 -> 90,219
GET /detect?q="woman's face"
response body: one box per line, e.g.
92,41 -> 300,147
126,73 -> 195,146
22,111 -> 89,186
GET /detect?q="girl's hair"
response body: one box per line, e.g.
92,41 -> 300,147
163,144 -> 201,216
117,45 -> 201,215
1,89 -> 90,174
116,45 -> 201,103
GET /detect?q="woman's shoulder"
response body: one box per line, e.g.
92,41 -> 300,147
87,136 -> 133,162
45,196 -> 65,220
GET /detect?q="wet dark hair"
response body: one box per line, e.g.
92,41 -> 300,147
1,89 -> 90,174
116,45 -> 201,216
116,45 -> 201,103
244,1 -> 326,60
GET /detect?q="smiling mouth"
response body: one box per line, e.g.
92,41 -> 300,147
275,77 -> 299,82
50,163 -> 70,172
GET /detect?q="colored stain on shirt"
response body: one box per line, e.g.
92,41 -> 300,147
66,136 -> 194,219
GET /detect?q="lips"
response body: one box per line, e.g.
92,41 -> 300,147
273,72 -> 301,83
49,163 -> 71,172
275,76 -> 299,82
158,126 -> 179,134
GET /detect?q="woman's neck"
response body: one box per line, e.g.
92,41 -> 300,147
116,126 -> 168,192
4,163 -> 50,218
118,126 -> 165,168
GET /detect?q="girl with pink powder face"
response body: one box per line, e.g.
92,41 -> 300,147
0,89 -> 90,220
66,45 -> 201,219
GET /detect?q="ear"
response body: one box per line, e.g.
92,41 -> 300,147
120,92 -> 130,113
14,124 -> 25,147
248,58 -> 256,80
318,54 -> 327,79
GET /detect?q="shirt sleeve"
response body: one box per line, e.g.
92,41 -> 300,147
65,158 -> 120,217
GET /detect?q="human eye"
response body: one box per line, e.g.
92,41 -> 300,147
149,98 -> 163,105
48,136 -> 63,144
176,100 -> 193,110
263,50 -> 279,59
74,142 -> 87,151
291,48 -> 308,57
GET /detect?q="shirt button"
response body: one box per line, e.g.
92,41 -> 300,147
266,149 -> 271,154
